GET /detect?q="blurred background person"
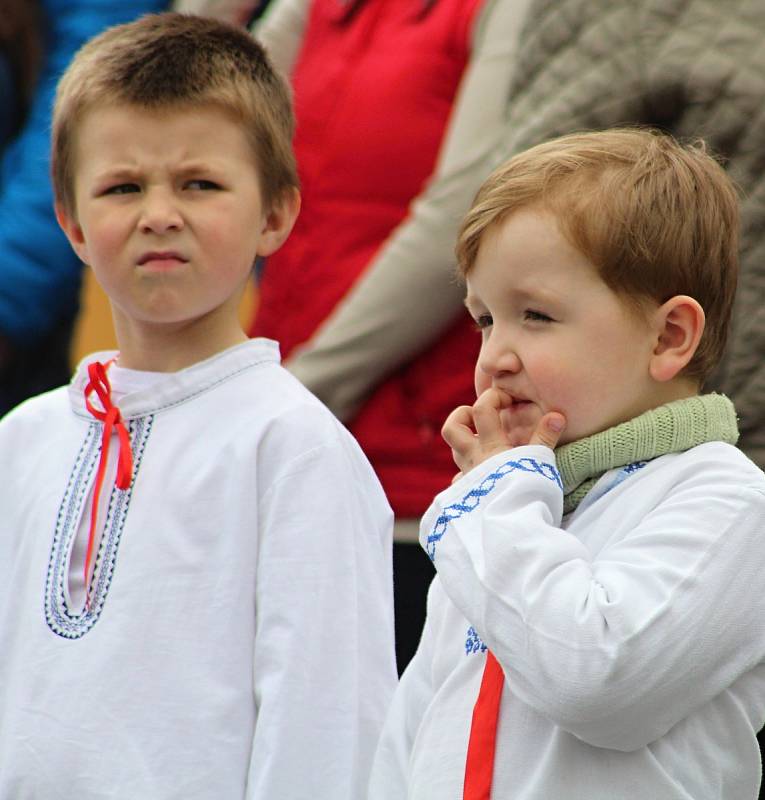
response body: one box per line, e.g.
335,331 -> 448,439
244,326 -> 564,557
0,0 -> 166,416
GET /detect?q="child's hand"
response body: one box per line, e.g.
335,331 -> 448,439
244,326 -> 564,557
442,388 -> 566,474
528,411 -> 567,450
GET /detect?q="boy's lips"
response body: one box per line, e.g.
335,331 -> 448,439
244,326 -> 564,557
504,400 -> 533,415
495,388 -> 532,407
137,251 -> 188,267
495,390 -> 537,418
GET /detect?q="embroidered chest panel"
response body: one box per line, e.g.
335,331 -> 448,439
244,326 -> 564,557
44,416 -> 153,639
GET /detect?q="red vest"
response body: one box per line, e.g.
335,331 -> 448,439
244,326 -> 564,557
251,0 -> 483,515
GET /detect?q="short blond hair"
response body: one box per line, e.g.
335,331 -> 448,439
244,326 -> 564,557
52,12 -> 297,216
456,128 -> 740,383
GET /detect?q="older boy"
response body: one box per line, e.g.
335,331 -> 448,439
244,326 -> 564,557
369,129 -> 765,798
0,13 -> 396,799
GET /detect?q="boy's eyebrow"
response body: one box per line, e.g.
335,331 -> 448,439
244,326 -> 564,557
88,161 -> 229,188
94,158 -> 225,175
174,161 -> 221,174
90,167 -> 139,184
464,286 -> 562,311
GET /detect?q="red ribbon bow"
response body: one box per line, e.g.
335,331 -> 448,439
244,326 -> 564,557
83,360 -> 133,604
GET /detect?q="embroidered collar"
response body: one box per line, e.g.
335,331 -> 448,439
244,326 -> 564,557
67,339 -> 281,420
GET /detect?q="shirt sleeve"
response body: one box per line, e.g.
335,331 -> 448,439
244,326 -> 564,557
286,0 -> 533,421
0,0 -> 166,345
246,431 -> 397,798
424,444 -> 765,752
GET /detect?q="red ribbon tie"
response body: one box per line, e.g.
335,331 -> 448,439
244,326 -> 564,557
82,360 -> 133,603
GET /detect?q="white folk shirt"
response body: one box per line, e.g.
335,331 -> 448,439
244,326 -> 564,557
370,442 -> 765,799
0,339 -> 397,800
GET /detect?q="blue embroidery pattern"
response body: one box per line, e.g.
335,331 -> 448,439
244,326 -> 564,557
623,461 -> 647,475
44,416 -> 153,639
426,457 -> 562,560
465,626 -> 488,655
573,460 -> 649,513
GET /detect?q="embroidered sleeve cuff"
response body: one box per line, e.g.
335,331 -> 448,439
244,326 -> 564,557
420,445 -> 563,561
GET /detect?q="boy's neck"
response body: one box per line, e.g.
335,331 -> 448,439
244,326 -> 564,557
110,310 -> 249,373
641,377 -> 700,413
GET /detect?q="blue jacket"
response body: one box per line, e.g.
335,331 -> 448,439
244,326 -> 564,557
0,0 -> 166,346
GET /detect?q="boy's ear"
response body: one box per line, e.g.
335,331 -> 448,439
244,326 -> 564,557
256,188 -> 301,258
649,295 -> 705,383
55,202 -> 89,265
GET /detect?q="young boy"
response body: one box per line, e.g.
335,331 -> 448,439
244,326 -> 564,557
368,129 -> 765,799
0,13 -> 397,799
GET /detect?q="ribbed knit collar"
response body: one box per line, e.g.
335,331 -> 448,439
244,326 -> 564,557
556,394 -> 739,513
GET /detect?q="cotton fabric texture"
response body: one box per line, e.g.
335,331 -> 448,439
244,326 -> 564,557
0,339 -> 397,799
370,437 -> 765,798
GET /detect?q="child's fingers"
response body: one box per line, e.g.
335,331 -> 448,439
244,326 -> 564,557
472,388 -> 510,448
528,412 -> 566,450
441,405 -> 476,452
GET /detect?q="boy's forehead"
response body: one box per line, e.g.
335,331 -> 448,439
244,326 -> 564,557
468,207 -> 587,280
73,102 -> 258,168
76,100 -> 240,135
465,208 -> 655,317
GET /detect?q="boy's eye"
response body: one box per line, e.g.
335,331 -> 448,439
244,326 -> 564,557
474,313 -> 493,330
104,183 -> 139,195
185,179 -> 220,190
524,309 -> 554,323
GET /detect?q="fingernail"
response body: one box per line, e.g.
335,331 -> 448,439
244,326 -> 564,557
548,416 -> 564,432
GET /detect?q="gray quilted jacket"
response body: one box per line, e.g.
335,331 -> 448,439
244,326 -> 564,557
499,0 -> 765,467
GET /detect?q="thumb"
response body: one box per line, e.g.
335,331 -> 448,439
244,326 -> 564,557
529,412 -> 566,450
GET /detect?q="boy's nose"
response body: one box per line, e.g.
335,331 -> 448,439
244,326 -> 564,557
477,333 -> 521,381
138,190 -> 184,234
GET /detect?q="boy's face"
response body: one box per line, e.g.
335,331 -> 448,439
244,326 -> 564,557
57,103 -> 295,354
466,208 -> 663,446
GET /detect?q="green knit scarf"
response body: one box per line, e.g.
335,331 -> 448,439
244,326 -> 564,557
556,393 -> 739,514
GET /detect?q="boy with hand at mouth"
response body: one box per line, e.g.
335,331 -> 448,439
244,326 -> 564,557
0,13 -> 397,799
369,129 -> 765,799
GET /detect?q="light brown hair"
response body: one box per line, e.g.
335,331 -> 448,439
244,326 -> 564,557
456,128 -> 740,383
52,12 -> 297,217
